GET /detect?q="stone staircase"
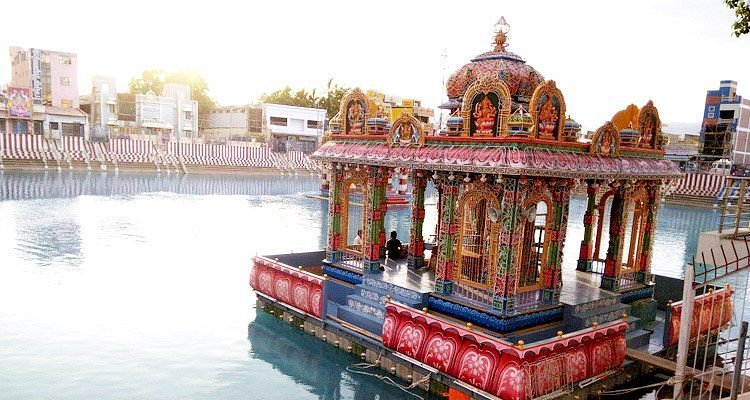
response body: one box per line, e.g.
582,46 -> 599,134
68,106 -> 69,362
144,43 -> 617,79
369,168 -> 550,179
562,294 -> 652,349
335,275 -> 428,335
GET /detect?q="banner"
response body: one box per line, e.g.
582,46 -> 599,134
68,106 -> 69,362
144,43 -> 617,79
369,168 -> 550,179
7,87 -> 32,118
30,48 -> 42,101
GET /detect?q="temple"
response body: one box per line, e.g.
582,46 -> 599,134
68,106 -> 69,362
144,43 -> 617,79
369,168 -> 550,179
251,19 -> 682,399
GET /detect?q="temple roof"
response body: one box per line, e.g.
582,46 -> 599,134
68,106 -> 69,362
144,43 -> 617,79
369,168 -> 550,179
312,141 -> 681,180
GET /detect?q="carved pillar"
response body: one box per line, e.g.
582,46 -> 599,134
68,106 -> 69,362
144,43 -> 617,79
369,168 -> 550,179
320,168 -> 330,195
326,165 -> 344,262
408,170 -> 427,269
601,182 -> 628,291
435,177 -> 460,295
494,176 -> 521,313
577,180 -> 600,272
542,179 -> 571,304
636,181 -> 661,283
363,166 -> 387,273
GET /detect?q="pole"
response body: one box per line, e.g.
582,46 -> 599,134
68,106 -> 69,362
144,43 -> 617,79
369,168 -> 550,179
674,263 -> 696,400
731,321 -> 749,400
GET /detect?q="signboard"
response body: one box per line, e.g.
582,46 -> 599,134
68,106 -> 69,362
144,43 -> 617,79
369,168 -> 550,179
7,87 -> 32,118
30,48 -> 42,101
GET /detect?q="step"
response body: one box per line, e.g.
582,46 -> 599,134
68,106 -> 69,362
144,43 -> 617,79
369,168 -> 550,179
360,275 -> 427,308
357,285 -> 423,308
564,295 -> 622,318
506,322 -> 567,345
564,302 -> 631,330
337,305 -> 384,336
627,315 -> 642,333
626,328 -> 652,350
345,295 -> 386,321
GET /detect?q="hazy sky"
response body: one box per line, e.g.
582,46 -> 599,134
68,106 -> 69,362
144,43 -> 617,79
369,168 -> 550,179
2,0 -> 748,133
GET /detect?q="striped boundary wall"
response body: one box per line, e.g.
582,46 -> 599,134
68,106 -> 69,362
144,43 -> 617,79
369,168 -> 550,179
1,133 -> 51,160
1,134 -> 319,172
672,173 -> 726,198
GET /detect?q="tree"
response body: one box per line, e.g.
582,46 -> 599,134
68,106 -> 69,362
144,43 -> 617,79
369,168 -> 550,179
128,69 -> 165,95
726,0 -> 750,36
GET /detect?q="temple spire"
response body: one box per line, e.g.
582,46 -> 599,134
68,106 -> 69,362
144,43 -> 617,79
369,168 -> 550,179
493,17 -> 510,51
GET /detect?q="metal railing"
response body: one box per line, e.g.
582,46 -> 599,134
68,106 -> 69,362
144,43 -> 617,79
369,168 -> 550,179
718,177 -> 750,238
339,248 -> 364,270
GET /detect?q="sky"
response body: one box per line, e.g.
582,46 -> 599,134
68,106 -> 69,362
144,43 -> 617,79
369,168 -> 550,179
1,0 -> 749,134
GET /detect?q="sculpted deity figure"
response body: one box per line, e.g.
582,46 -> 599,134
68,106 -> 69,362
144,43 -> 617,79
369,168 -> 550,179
641,117 -> 654,148
473,95 -> 497,136
600,133 -> 612,155
537,100 -> 558,138
348,101 -> 364,134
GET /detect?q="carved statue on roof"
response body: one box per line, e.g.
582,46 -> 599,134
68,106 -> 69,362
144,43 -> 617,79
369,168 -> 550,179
537,100 -> 559,138
347,101 -> 364,134
473,95 -> 497,136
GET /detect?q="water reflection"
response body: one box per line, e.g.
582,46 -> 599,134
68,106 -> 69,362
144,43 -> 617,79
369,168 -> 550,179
0,170 -> 320,200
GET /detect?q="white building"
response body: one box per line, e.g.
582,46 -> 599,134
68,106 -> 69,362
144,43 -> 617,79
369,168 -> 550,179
205,105 -> 263,142
84,77 -> 198,142
262,103 -> 326,153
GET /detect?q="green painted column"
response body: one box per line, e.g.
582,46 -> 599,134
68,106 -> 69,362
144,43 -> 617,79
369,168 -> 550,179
577,180 -> 599,272
542,179 -> 571,304
363,166 -> 387,273
434,176 -> 460,295
408,170 -> 427,269
326,165 -> 344,262
493,176 -> 521,313
636,181 -> 660,283
601,182 -> 628,291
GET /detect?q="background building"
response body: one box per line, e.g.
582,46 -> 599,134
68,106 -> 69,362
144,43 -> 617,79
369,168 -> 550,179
10,47 -> 78,108
700,80 -> 750,164
204,105 -> 263,143
262,103 -> 326,153
84,77 -> 198,142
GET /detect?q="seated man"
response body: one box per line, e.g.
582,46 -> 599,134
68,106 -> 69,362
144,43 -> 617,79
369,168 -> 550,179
386,231 -> 403,260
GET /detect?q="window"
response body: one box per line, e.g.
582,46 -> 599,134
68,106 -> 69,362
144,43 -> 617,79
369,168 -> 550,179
708,106 -> 715,112
12,120 -> 28,134
708,113 -> 715,119
0,118 -> 5,133
185,111 -> 193,120
50,122 -> 59,130
33,121 -> 43,135
307,120 -> 321,129
108,104 -> 116,114
270,116 -> 287,126
61,123 -> 82,136
519,200 -> 550,288
60,76 -> 71,86
60,99 -> 73,108
59,56 -> 72,64
456,191 -> 499,288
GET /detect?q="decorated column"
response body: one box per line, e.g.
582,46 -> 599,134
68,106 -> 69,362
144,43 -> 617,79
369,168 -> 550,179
326,165 -> 344,262
363,166 -> 388,273
494,176 -> 521,312
408,170 -> 427,269
577,180 -> 600,272
636,181 -> 660,283
542,179 -> 571,304
398,169 -> 409,195
601,181 -> 628,291
435,176 -> 460,295
320,168 -> 330,195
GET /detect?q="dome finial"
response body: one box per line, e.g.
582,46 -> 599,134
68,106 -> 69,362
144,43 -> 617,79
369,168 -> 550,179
493,17 -> 510,51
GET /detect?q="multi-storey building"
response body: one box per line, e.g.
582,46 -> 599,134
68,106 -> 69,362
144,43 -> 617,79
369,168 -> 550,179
262,103 -> 326,153
204,105 -> 263,142
84,77 -> 198,142
700,80 -> 750,164
10,47 -> 78,108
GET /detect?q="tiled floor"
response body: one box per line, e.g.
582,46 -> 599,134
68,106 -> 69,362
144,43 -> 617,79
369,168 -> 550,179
343,256 -> 618,307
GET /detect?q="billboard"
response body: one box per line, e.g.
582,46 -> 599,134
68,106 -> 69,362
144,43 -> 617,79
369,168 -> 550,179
7,87 -> 32,118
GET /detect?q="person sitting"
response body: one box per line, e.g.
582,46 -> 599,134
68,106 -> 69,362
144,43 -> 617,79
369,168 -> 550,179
386,231 -> 403,260
353,229 -> 363,247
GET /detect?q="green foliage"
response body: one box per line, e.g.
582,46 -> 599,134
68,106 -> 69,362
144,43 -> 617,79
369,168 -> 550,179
259,79 -> 350,119
726,0 -> 750,36
128,69 -> 217,128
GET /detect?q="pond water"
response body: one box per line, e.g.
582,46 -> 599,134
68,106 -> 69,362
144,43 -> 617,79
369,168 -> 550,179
0,170 -> 719,399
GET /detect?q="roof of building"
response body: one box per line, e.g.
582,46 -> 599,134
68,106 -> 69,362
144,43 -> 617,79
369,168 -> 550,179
313,140 -> 681,179
45,106 -> 87,117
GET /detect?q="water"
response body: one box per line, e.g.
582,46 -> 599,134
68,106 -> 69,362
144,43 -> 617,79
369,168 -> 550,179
0,170 -> 719,399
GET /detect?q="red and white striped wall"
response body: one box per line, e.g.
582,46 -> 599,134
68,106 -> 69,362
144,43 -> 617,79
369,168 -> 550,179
1,133 -> 49,160
672,173 -> 726,198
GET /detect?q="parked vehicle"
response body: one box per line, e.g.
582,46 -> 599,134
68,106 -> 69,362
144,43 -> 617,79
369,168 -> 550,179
709,158 -> 732,175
